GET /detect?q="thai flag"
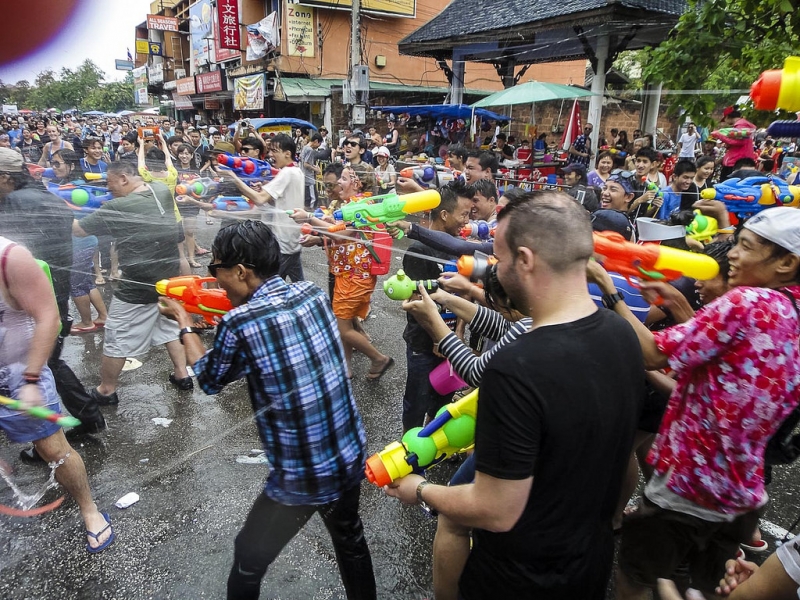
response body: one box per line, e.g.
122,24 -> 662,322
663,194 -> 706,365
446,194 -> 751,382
127,48 -> 133,62
561,99 -> 583,151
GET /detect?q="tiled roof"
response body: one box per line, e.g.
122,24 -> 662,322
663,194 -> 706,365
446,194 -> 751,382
400,0 -> 687,46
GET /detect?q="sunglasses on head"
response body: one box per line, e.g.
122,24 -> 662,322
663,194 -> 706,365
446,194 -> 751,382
208,262 -> 255,277
610,169 -> 635,179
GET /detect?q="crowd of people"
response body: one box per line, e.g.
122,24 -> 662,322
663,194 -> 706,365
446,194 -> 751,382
1,103 -> 800,600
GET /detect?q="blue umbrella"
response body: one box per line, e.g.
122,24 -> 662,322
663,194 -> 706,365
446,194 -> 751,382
226,118 -> 318,131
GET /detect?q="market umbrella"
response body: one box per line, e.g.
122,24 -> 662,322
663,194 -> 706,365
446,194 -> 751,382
83,110 -> 105,116
471,81 -> 594,108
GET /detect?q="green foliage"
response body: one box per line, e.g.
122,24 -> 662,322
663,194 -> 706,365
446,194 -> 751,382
14,60 -> 134,112
643,0 -> 800,127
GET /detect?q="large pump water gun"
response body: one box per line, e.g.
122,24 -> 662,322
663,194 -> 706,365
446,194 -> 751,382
460,220 -> 496,240
398,165 -> 459,189
175,177 -> 220,200
686,210 -> 718,244
766,121 -> 800,139
456,251 -> 497,283
712,127 -> 753,141
699,175 -> 800,217
46,180 -> 113,213
216,154 -> 278,183
155,276 -> 233,325
211,196 -> 255,212
751,56 -> 800,112
593,231 -> 719,285
329,189 -> 441,239
383,270 -> 438,301
365,389 -> 478,487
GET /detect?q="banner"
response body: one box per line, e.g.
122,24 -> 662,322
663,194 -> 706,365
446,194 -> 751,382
173,93 -> 194,109
132,67 -> 149,105
196,70 -> 224,93
297,0 -> 415,18
246,13 -> 279,62
176,77 -> 197,95
189,0 -> 213,71
115,59 -> 134,71
217,0 -> 240,50
135,39 -> 150,55
149,41 -> 163,56
147,14 -> 179,31
560,99 -> 582,151
286,5 -> 314,57
149,62 -> 164,84
213,1 -> 240,63
234,74 -> 264,111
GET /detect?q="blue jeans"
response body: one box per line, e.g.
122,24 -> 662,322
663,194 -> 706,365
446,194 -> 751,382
278,252 -> 305,283
402,348 -> 453,432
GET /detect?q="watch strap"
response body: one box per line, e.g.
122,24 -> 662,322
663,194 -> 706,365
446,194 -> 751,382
178,327 -> 198,344
602,292 -> 624,309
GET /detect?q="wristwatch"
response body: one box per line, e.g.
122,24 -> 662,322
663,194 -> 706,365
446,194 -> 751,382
178,326 -> 199,345
602,290 -> 625,310
416,480 -> 437,516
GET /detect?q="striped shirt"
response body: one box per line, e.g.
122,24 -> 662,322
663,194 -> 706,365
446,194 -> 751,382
194,276 -> 367,505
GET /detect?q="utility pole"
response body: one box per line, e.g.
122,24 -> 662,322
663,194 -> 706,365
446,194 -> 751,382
350,0 -> 366,125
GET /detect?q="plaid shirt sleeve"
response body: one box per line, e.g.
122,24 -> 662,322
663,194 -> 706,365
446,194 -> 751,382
194,316 -> 250,395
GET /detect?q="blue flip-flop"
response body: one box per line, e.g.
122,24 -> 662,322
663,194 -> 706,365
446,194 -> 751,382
86,512 -> 115,554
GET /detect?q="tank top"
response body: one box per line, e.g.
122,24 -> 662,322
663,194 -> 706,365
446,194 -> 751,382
0,238 -> 34,365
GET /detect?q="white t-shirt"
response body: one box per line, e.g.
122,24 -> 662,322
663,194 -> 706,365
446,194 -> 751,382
776,537 -> 800,598
678,132 -> 700,158
263,166 -> 304,256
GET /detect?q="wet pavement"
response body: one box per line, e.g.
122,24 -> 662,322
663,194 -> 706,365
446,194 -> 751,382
2,216 -> 800,599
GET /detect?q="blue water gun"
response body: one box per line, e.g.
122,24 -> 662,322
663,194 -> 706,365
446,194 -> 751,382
211,196 -> 255,211
46,180 -> 112,213
699,175 -> 800,217
216,154 -> 278,184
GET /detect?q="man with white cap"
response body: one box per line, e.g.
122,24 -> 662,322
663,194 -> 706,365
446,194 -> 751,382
590,206 -> 800,598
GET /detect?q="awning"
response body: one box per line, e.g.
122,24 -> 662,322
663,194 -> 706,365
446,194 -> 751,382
276,77 -> 493,103
374,104 -> 509,122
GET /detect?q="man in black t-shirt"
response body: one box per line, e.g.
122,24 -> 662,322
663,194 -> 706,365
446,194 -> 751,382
400,183 -> 472,432
389,190 -> 644,600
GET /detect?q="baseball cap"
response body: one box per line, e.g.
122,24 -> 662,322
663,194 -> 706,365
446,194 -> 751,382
208,127 -> 219,134
562,163 -> 587,176
591,209 -> 633,240
636,217 -> 685,242
744,207 -> 800,255
375,146 -> 390,158
0,148 -> 24,173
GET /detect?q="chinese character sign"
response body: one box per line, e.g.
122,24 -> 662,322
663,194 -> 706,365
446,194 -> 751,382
286,4 -> 315,57
217,0 -> 240,50
234,74 -> 264,111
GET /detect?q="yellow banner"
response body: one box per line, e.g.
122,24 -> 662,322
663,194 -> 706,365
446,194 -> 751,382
286,4 -> 315,57
135,39 -> 150,55
299,0 -> 414,18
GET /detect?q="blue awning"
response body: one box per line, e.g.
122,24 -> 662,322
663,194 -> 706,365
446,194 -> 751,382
373,104 -> 510,122
226,118 -> 317,131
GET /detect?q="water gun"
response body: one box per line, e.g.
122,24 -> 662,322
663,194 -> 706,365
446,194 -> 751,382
46,181 -> 113,213
383,270 -> 438,301
329,189 -> 440,239
593,231 -> 719,286
211,196 -> 255,211
155,276 -> 233,325
686,210 -> 718,243
216,153 -> 278,182
398,165 -> 458,189
750,56 -> 800,112
699,176 -> 800,217
600,145 -> 627,158
175,177 -> 220,200
456,251 -> 497,283
712,127 -> 753,141
365,389 -> 477,487
642,177 -> 664,200
0,395 -> 81,428
767,120 -> 800,139
460,220 -> 496,240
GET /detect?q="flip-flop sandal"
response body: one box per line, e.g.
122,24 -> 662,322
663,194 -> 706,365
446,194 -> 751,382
188,262 -> 202,268
93,321 -> 105,329
71,324 -> 100,334
740,539 -> 769,553
367,357 -> 395,381
195,248 -> 210,255
86,512 -> 115,554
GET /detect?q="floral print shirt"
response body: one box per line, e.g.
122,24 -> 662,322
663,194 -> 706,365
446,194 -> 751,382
650,286 -> 800,514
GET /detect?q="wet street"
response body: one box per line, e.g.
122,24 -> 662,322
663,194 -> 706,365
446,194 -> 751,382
2,217 -> 800,599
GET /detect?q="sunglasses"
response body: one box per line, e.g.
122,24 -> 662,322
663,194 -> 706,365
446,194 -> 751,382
324,182 -> 338,189
240,147 -> 255,152
208,262 -> 255,277
344,140 -> 361,148
610,169 -> 635,179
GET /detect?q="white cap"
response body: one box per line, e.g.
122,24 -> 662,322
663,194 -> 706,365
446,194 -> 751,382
744,207 -> 800,255
375,146 -> 390,157
636,217 -> 685,242
208,127 -> 219,134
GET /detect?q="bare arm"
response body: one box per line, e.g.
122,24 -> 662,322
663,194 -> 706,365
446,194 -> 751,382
159,131 -> 174,170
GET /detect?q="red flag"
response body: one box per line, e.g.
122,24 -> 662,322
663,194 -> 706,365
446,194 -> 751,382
561,100 -> 583,151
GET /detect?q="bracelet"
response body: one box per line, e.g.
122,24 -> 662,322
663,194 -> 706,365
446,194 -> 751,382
23,372 -> 41,384
717,227 -> 735,234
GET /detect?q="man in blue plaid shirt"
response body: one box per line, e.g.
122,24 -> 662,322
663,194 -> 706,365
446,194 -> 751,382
159,220 -> 376,600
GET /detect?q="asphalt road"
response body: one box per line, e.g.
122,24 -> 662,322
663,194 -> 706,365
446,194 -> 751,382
2,216 -> 800,599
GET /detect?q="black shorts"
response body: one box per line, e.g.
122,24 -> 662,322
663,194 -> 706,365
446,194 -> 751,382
618,496 -> 762,594
638,382 -> 669,434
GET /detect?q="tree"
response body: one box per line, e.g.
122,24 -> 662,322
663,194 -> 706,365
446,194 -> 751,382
643,0 -> 799,127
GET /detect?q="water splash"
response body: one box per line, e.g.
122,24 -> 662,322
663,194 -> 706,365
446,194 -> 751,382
0,452 -> 67,511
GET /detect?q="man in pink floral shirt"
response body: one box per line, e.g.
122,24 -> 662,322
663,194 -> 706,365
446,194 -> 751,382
589,206 -> 800,598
